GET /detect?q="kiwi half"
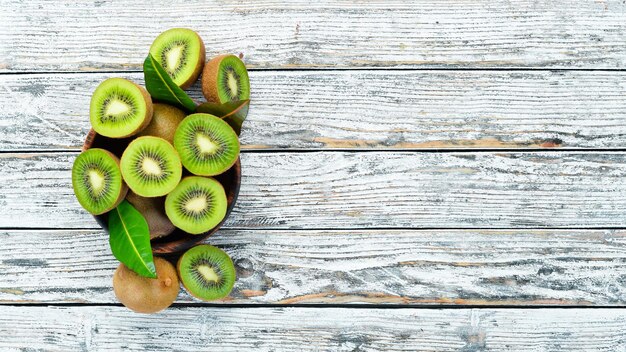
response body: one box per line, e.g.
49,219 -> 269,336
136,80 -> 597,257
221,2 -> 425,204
173,113 -> 240,176
201,54 -> 250,104
126,190 -> 175,239
137,103 -> 186,144
113,257 -> 179,314
90,78 -> 153,138
165,176 -> 227,235
150,28 -> 206,89
177,245 -> 235,301
72,148 -> 128,215
120,136 -> 182,197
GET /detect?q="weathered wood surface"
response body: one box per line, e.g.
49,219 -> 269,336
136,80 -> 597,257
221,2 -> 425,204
3,152 -> 626,229
3,71 -> 626,151
3,0 -> 626,71
0,306 -> 624,351
1,229 -> 625,305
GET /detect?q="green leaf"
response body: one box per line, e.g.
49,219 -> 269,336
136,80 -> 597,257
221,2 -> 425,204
108,200 -> 157,279
195,100 -> 250,136
143,54 -> 197,112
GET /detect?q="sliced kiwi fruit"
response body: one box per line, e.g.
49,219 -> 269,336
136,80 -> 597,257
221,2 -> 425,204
126,190 -> 175,239
72,148 -> 128,215
149,28 -> 206,89
201,54 -> 250,104
177,245 -> 235,301
136,103 -> 186,143
165,176 -> 227,235
120,136 -> 182,197
90,78 -> 153,138
173,113 -> 240,176
113,257 -> 180,314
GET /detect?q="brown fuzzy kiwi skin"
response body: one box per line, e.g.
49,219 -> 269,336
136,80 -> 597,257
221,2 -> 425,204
126,190 -> 176,239
132,82 -> 154,136
201,54 -> 232,104
136,104 -> 186,144
178,33 -> 206,89
92,149 -> 128,215
113,257 -> 179,314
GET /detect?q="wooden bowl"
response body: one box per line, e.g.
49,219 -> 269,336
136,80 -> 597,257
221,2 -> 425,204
83,129 -> 241,255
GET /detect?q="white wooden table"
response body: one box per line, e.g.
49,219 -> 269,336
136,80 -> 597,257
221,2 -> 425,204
1,1 -> 626,350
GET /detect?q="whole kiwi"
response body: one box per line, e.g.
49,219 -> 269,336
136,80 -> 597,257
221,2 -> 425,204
113,257 -> 180,314
137,103 -> 186,144
126,190 -> 176,239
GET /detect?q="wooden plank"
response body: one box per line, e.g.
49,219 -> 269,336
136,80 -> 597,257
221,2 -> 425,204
1,229 -> 625,305
3,152 -> 626,229
0,306 -> 624,351
2,1 -> 626,71
3,71 -> 626,151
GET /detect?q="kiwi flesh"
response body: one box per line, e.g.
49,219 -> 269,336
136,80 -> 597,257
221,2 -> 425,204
72,148 -> 128,215
113,257 -> 179,314
120,136 -> 182,197
177,245 -> 235,301
173,113 -> 240,176
137,103 -> 186,144
90,78 -> 153,138
165,176 -> 227,235
149,28 -> 206,89
126,190 -> 175,240
201,54 -> 250,104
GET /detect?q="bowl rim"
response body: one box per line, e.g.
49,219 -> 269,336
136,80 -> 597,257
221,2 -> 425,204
83,128 -> 241,255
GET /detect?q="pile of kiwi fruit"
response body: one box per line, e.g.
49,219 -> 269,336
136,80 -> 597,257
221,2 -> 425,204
71,28 -> 250,313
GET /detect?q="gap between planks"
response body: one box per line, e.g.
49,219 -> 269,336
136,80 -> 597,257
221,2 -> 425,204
3,68 -> 626,76
8,149 -> 626,154
3,302 -> 626,309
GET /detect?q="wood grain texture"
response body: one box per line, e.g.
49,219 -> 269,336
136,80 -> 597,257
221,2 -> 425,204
1,229 -> 625,305
2,0 -> 626,71
0,306 -> 625,351
3,71 -> 626,151
3,152 -> 626,229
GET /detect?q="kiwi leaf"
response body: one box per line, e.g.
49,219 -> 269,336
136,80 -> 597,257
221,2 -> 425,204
108,200 -> 157,278
195,100 -> 249,136
143,54 -> 197,113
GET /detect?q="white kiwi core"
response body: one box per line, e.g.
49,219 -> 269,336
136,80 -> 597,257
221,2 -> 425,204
141,157 -> 162,175
197,265 -> 219,283
165,45 -> 184,72
105,99 -> 131,116
196,133 -> 219,154
184,196 -> 208,213
88,169 -> 105,194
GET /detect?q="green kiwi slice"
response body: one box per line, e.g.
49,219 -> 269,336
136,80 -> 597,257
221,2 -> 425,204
120,136 -> 182,197
165,176 -> 227,235
201,54 -> 250,104
136,103 -> 186,144
72,148 -> 128,215
90,78 -> 153,138
173,113 -> 240,176
149,28 -> 206,89
177,245 -> 235,301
